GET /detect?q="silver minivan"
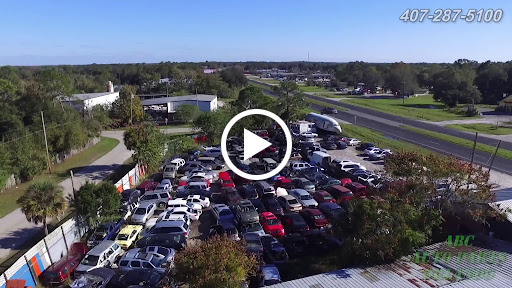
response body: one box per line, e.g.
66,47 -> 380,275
254,181 -> 276,197
76,241 -> 122,273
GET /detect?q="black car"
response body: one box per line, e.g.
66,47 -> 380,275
136,234 -> 187,251
120,189 -> 141,210
239,184 -> 259,199
109,269 -> 165,288
322,107 -> 338,114
304,172 -> 328,185
320,141 -> 337,150
318,202 -> 344,220
249,199 -> 267,214
306,230 -> 343,253
70,268 -> 114,288
261,197 -> 284,216
280,213 -> 310,234
335,140 -> 347,149
260,235 -> 289,264
357,142 -> 375,151
281,233 -> 309,257
243,232 -> 263,258
209,223 -> 240,241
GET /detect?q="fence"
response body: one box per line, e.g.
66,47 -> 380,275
0,217 -> 88,288
0,163 -> 145,287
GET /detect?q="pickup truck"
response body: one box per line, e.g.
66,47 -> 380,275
87,218 -> 125,248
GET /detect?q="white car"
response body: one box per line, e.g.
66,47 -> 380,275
145,211 -> 191,230
168,206 -> 202,221
301,132 -> 318,138
175,195 -> 210,208
346,138 -> 361,146
339,162 -> 366,173
289,189 -> 318,208
290,161 -> 312,171
202,145 -> 219,151
364,147 -> 381,156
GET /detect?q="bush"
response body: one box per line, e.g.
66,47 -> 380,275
465,106 -> 479,117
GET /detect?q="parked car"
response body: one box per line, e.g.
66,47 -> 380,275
358,142 -> 375,151
325,185 -> 353,203
179,161 -> 211,173
234,199 -> 259,224
250,199 -> 267,214
224,188 -> 243,206
345,182 -> 367,197
130,202 -> 157,225
259,264 -> 282,286
202,148 -> 222,158
259,212 -> 285,237
136,181 -> 159,195
261,197 -> 284,216
176,194 -> 210,208
212,204 -> 237,225
260,235 -> 289,264
76,241 -> 122,273
289,189 -> 318,208
281,233 -> 309,258
277,195 -> 303,212
69,267 -> 115,288
109,269 -> 166,288
168,206 -> 202,221
140,246 -> 176,263
135,234 -> 187,251
321,107 -> 338,114
335,140 -> 348,149
239,184 -> 259,199
291,178 -> 315,193
320,141 -> 337,150
290,161 -> 312,172
318,202 -> 344,220
120,189 -> 141,211
39,256 -> 80,286
280,213 -> 309,234
118,249 -> 168,274
300,209 -> 328,229
209,222 -> 240,241
364,147 -> 381,156
197,156 -> 224,170
254,181 -> 276,197
243,232 -> 263,258
317,178 -> 342,190
312,190 -> 336,204
346,138 -> 361,146
139,190 -> 171,209
240,222 -> 265,237
115,225 -> 143,249
218,173 -> 236,188
274,177 -> 294,190
87,219 -> 125,248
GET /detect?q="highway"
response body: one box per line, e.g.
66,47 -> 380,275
251,80 -> 512,175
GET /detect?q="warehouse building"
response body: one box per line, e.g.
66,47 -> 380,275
60,81 -> 119,110
141,94 -> 218,122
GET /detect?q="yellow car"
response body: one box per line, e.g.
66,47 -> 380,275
115,225 -> 143,249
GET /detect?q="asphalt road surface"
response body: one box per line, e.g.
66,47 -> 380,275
252,80 -> 512,175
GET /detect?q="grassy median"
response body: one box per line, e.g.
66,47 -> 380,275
402,126 -> 512,160
446,123 -> 512,135
0,136 -> 120,218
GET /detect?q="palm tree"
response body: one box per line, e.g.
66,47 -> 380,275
17,180 -> 66,235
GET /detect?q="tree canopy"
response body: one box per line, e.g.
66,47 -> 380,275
124,123 -> 165,172
110,85 -> 144,127
173,235 -> 257,288
175,104 -> 201,123
72,181 -> 121,226
432,66 -> 481,107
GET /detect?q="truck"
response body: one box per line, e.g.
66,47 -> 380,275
290,121 -> 316,135
310,151 -> 332,169
87,218 -> 125,248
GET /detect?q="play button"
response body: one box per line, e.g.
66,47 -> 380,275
221,109 -> 292,181
243,129 -> 271,161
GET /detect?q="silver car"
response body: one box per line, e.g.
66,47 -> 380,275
289,189 -> 318,208
130,202 -> 157,224
118,250 -> 168,274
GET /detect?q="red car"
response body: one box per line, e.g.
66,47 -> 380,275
325,185 -> 353,203
136,181 -> 158,195
340,178 -> 352,186
300,209 -> 329,229
312,190 -> 336,204
274,178 -> 294,190
218,172 -> 235,188
259,212 -> 285,237
345,182 -> 367,197
38,243 -> 85,286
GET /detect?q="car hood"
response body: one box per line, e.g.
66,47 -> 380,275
242,211 -> 259,221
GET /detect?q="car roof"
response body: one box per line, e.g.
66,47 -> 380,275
261,212 -> 276,218
261,265 -> 280,280
319,202 -> 341,208
88,240 -> 116,255
280,194 -> 296,201
120,225 -> 142,233
137,202 -> 154,208
290,189 -> 308,195
154,220 -> 185,228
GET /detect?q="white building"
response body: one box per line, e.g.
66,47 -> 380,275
141,94 -> 218,113
61,81 -> 119,110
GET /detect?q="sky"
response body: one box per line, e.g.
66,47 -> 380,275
0,0 -> 511,65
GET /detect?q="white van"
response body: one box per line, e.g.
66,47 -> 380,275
76,240 -> 122,273
311,151 -> 332,168
163,158 -> 185,179
167,199 -> 202,211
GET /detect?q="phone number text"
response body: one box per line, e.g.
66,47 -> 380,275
400,9 -> 503,23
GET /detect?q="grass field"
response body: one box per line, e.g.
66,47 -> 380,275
298,85 -> 330,93
446,123 -> 512,135
0,136 -> 119,218
305,98 -> 348,112
346,95 -> 481,122
251,78 -> 281,85
341,124 -> 433,155
402,126 -> 512,160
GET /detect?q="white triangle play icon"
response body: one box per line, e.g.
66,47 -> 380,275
243,129 -> 272,161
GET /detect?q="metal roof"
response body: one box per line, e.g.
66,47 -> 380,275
71,92 -> 118,101
490,199 -> 512,222
141,94 -> 217,105
269,236 -> 512,288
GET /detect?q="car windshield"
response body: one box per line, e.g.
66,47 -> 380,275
266,218 -> 280,225
134,208 -> 146,215
142,194 -> 158,200
241,206 -> 255,212
246,224 -> 261,232
323,194 -> 333,199
150,257 -> 163,267
314,214 -> 326,220
81,255 -> 99,266
304,180 -> 313,186
288,198 -> 299,205
300,194 -> 312,200
341,192 -> 353,197
152,227 -> 182,234
117,233 -> 130,240
219,210 -> 232,216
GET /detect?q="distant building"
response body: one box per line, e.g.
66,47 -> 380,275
60,81 -> 119,110
499,95 -> 512,112
141,94 -> 218,113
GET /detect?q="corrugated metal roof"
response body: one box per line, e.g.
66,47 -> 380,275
71,92 -> 118,100
269,236 -> 512,288
141,94 -> 217,105
490,199 -> 512,222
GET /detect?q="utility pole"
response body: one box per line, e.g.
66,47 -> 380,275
402,81 -> 407,106
470,132 -> 478,165
130,93 -> 133,125
488,140 -> 502,173
70,170 -> 76,199
41,111 -> 52,174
